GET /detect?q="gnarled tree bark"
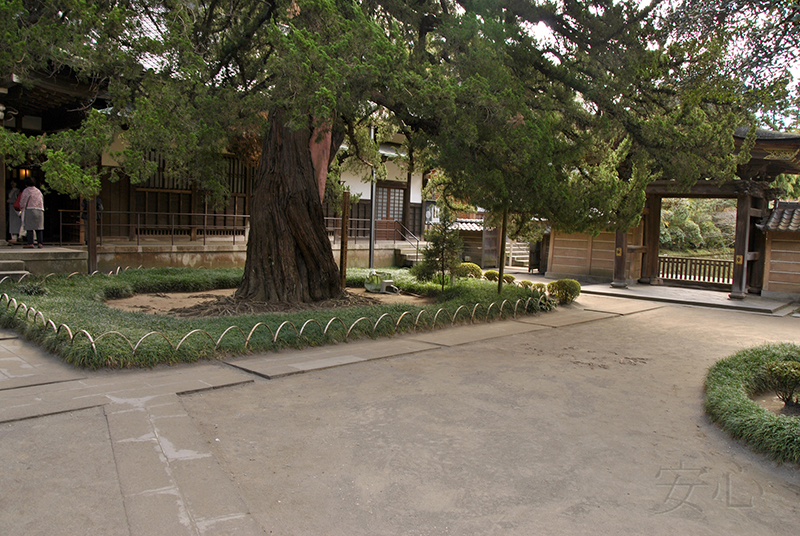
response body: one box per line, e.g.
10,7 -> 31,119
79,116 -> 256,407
236,109 -> 343,303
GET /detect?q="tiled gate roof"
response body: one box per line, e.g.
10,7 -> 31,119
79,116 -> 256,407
759,201 -> 800,232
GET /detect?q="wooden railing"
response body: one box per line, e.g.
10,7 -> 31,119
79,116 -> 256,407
58,210 -> 249,246
505,240 -> 530,267
325,217 -> 405,243
658,256 -> 733,284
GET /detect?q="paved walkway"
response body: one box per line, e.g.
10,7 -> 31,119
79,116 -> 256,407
503,267 -> 799,315
1,293 -> 800,535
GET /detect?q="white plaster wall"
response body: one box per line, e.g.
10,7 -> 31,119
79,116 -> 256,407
339,160 -> 423,203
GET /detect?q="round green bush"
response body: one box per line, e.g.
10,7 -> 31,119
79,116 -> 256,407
546,279 -> 581,304
533,282 -> 546,293
519,280 -> 533,289
705,343 -> 800,464
454,262 -> 483,279
483,270 -> 499,281
502,274 -> 515,284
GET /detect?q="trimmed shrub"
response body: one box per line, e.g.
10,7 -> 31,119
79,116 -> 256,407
483,270 -> 499,281
519,280 -> 533,289
705,343 -> 800,464
547,279 -> 581,304
765,360 -> 800,405
17,282 -> 48,296
101,282 -> 135,300
454,262 -> 483,279
533,282 -> 546,294
503,274 -> 515,284
410,260 -> 437,282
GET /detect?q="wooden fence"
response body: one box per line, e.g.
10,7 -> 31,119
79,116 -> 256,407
658,256 -> 733,285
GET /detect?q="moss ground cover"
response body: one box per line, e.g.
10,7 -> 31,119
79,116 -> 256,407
704,343 -> 800,464
0,267 -> 552,369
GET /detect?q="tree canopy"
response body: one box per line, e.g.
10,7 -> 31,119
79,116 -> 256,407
1,0 -> 797,301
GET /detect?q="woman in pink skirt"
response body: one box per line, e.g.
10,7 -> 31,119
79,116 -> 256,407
17,178 -> 44,248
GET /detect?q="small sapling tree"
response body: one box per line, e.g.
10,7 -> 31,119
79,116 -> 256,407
411,205 -> 463,291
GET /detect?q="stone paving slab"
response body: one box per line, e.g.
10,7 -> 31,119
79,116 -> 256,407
516,308 -> 619,327
580,282 -> 794,314
0,333 -> 86,391
409,319 -> 550,346
0,408 -> 129,536
0,362 -> 254,423
572,294 -> 665,316
229,337 -> 439,379
104,394 -> 262,536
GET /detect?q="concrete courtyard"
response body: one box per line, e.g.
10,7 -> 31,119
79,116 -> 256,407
1,293 -> 800,535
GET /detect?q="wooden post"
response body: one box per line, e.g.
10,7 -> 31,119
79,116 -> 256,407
368,126 -> 376,268
730,193 -> 751,299
87,195 -> 98,273
747,197 -> 767,294
402,168 -> 412,239
128,177 -> 136,241
640,194 -> 661,283
190,185 -> 198,241
0,156 -> 6,242
339,191 -> 350,290
611,229 -> 628,288
497,206 -> 508,294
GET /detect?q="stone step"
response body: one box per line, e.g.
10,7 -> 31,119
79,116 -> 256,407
0,260 -> 25,271
0,271 -> 30,281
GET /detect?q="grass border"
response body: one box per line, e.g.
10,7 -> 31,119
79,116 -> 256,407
0,267 -> 556,369
704,343 -> 800,464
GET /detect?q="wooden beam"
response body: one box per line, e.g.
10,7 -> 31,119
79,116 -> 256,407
646,180 -> 739,198
26,72 -> 104,100
646,179 -> 780,199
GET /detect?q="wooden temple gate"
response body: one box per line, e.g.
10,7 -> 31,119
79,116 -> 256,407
613,128 -> 800,299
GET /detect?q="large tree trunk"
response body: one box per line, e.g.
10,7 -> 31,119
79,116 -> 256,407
236,110 -> 342,303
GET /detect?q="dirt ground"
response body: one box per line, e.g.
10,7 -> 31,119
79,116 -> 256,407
106,287 -> 434,315
178,297 -> 800,535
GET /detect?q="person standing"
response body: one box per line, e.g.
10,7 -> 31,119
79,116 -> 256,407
17,178 -> 44,248
7,179 -> 22,244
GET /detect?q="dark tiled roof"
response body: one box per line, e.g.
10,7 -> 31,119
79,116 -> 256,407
454,219 -> 485,232
760,201 -> 800,232
734,127 -> 800,141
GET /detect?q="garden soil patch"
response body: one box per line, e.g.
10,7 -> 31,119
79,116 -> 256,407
106,287 -> 435,317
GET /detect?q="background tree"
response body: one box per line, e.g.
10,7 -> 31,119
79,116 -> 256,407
660,199 -> 737,253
